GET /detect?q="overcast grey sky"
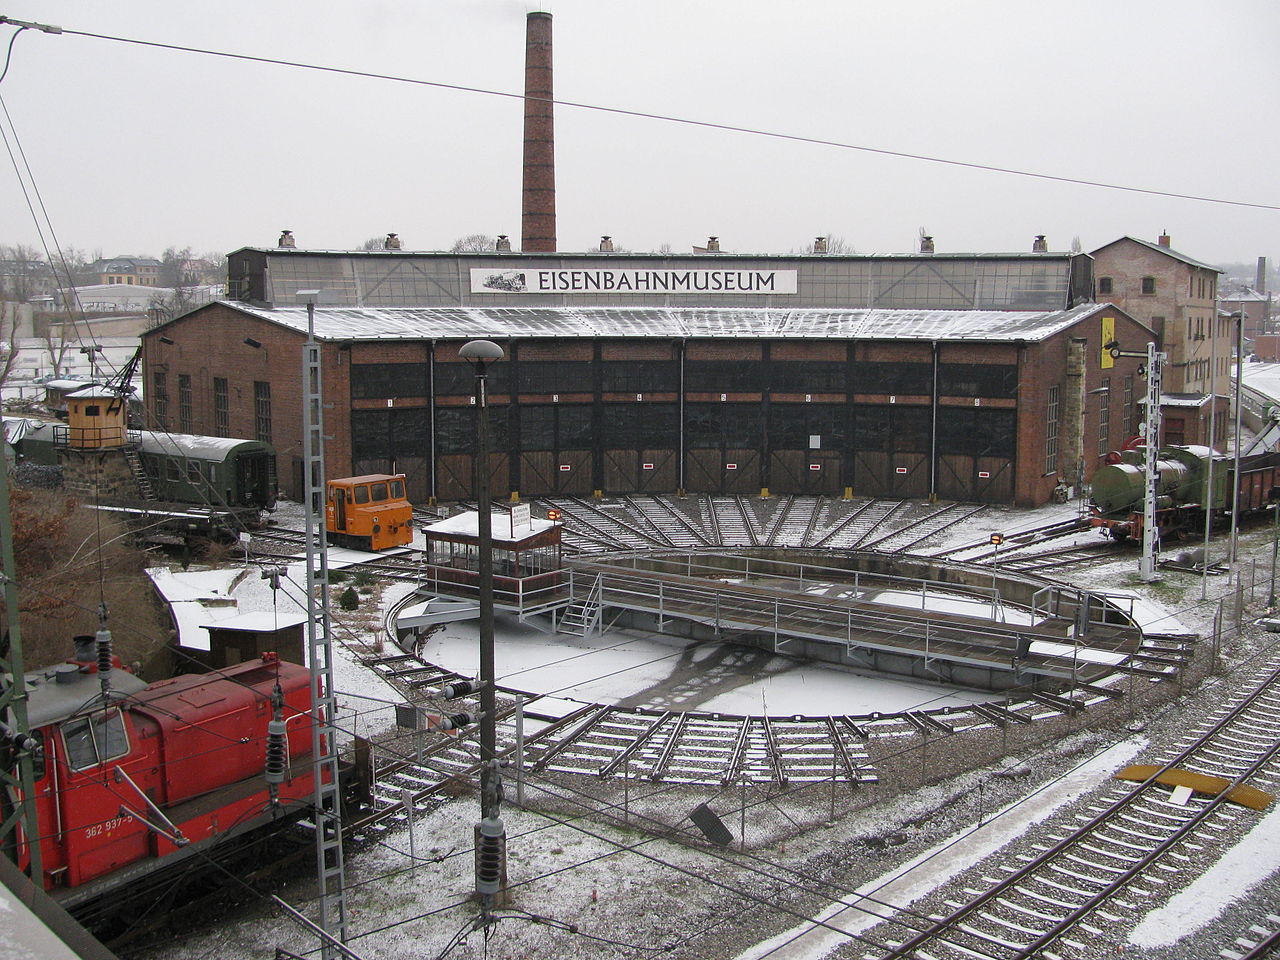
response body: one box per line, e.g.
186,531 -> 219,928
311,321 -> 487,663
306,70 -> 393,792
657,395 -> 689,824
1,0 -> 1277,267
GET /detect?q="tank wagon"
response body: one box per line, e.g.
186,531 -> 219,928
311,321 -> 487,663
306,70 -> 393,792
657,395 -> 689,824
1090,443 -> 1280,540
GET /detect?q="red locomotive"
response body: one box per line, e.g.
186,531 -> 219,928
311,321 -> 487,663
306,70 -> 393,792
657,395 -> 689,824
12,638 -> 325,911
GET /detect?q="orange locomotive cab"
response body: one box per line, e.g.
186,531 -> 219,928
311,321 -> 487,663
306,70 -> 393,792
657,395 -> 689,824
325,474 -> 413,551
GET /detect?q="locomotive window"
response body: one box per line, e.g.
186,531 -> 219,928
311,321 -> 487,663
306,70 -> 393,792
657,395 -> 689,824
62,710 -> 128,771
166,460 -> 181,481
187,463 -> 203,483
354,486 -> 370,504
390,479 -> 405,498
371,482 -> 389,501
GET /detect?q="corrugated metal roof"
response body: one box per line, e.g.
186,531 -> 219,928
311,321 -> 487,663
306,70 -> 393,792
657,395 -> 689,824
222,301 -> 1111,343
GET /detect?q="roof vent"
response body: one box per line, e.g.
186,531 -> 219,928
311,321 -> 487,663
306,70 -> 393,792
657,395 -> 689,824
706,236 -> 720,252
919,235 -> 935,254
278,230 -> 296,248
813,236 -> 828,254
384,233 -> 402,249
1032,235 -> 1048,252
599,235 -> 614,253
496,235 -> 512,252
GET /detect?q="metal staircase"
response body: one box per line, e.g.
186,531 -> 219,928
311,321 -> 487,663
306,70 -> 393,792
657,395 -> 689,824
122,446 -> 158,500
556,574 -> 603,638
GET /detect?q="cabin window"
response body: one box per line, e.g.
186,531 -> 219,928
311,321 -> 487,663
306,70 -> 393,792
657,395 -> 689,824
62,709 -> 129,771
84,405 -> 100,417
354,485 -> 370,504
389,479 -> 405,499
371,482 -> 389,501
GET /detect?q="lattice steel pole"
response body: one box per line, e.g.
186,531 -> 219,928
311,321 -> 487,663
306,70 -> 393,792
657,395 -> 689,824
0,458 -> 41,880
300,292 -> 348,957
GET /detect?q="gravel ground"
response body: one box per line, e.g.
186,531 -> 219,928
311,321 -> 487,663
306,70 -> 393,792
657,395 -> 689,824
130,514 -> 1280,960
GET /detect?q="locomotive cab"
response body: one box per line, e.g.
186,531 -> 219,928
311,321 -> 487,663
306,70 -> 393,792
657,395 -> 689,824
325,474 -> 413,551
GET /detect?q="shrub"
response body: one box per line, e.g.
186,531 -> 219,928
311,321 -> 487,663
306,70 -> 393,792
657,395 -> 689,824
338,586 -> 360,610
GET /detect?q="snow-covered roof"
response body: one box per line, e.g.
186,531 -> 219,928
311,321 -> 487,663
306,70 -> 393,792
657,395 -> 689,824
210,301 -> 1116,344
138,430 -> 265,459
423,510 -> 559,543
1159,393 -> 1214,408
201,611 -> 308,632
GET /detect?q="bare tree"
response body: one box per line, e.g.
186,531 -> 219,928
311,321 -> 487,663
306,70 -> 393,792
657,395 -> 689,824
0,244 -> 48,303
150,246 -> 201,323
39,315 -> 72,380
450,233 -> 497,253
358,236 -> 385,251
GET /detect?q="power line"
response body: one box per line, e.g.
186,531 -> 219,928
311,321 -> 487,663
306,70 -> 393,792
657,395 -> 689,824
3,19 -> 1275,213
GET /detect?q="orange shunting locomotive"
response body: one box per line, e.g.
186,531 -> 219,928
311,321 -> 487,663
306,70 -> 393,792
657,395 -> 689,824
325,474 -> 413,551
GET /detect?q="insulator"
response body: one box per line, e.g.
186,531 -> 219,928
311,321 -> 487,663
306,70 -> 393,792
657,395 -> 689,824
439,679 -> 483,699
438,711 -> 477,731
476,816 -> 506,896
96,629 -> 112,676
265,719 -> 287,785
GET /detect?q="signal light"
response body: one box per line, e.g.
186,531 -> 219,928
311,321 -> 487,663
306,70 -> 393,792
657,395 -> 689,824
990,533 -> 1004,545
546,508 -> 562,521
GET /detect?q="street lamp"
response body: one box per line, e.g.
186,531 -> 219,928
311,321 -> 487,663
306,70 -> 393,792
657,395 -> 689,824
1269,486 -> 1280,609
459,338 -> 506,910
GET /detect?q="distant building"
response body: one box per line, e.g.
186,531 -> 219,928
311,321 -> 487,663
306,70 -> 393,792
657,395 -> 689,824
87,256 -> 162,287
1091,234 -> 1225,447
1219,288 -> 1270,343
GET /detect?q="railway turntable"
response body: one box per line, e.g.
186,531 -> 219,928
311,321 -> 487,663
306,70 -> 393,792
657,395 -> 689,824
413,515 -> 1145,694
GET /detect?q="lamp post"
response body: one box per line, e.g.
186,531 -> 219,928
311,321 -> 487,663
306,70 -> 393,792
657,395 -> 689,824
459,338 -> 506,910
1269,487 -> 1280,609
1229,309 -> 1244,566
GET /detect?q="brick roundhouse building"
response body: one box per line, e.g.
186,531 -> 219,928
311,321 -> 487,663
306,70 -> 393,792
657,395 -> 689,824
142,246 -> 1150,507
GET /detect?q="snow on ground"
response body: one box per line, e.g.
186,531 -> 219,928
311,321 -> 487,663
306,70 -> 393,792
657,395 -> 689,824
418,616 -> 998,717
128,500 -> 1280,960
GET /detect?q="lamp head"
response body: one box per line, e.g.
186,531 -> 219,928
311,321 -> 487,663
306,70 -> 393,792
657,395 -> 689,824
459,340 -> 505,364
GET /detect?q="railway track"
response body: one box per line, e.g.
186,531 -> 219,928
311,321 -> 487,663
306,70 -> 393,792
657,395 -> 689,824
1222,913 -> 1280,960
863,656 -> 1280,960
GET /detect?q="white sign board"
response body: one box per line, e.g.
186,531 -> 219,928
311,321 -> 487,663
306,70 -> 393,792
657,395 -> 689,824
471,267 -> 797,296
510,502 -> 531,536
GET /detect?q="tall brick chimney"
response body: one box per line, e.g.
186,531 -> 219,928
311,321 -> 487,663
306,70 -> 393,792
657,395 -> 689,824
522,11 -> 556,252
1157,231 -> 1171,247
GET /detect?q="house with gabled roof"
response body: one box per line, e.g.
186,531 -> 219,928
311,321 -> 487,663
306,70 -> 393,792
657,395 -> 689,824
1091,234 -> 1225,446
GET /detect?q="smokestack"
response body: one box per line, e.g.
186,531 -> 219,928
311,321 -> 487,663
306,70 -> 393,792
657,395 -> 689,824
522,11 -> 556,252
1032,235 -> 1048,253
920,235 -> 935,254
278,230 -> 296,248
1157,231 -> 1171,248
813,236 -> 828,254
1258,256 -> 1268,294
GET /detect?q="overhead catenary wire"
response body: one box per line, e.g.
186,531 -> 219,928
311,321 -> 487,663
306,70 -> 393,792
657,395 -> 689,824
0,17 -> 1275,213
